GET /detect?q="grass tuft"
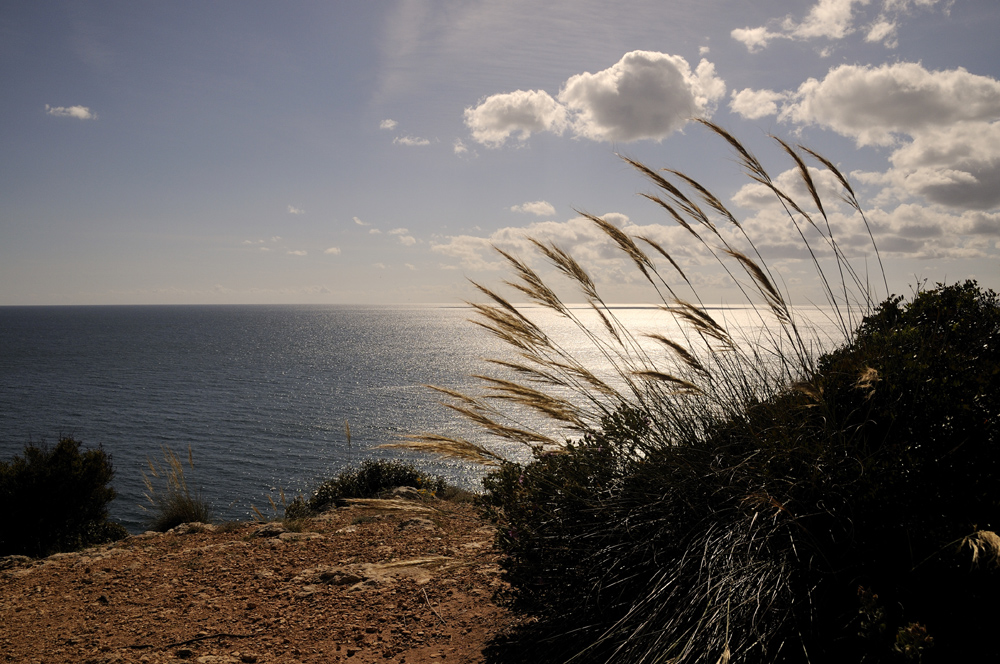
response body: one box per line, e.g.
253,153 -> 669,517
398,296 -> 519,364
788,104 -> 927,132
141,446 -> 212,532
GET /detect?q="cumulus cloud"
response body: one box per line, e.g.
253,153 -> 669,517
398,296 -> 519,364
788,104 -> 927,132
780,63 -> 1000,146
380,119 -> 398,130
730,63 -> 1000,212
730,88 -> 788,119
511,200 -> 556,217
463,51 -> 724,147
353,216 -> 369,226
288,205 -> 305,215
453,139 -> 469,155
45,104 -> 97,120
559,52 -> 725,142
731,0 -> 945,52
732,0 -> 864,52
464,89 -> 569,147
393,135 -> 431,146
324,246 -> 342,255
889,121 -> 1000,209
287,250 -> 307,256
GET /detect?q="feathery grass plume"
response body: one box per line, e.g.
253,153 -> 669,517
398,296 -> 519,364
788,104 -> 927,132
383,434 -> 504,465
960,530 -> 1000,569
141,445 -> 212,532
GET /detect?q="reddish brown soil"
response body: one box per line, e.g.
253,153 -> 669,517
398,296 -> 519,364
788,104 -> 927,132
0,497 -> 520,664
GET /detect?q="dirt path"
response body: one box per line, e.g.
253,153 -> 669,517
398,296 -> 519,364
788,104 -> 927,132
1,497 -> 517,664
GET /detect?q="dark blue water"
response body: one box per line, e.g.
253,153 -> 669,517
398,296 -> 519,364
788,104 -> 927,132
0,305 -> 518,532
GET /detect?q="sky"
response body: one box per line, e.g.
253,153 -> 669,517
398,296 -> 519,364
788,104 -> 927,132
2,0 -> 999,306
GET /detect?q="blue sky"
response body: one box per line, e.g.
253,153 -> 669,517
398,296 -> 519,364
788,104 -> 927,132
2,0 -> 998,305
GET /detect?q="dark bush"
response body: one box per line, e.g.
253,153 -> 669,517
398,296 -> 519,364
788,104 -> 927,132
286,458 -> 448,518
0,438 -> 128,557
482,282 -> 1000,663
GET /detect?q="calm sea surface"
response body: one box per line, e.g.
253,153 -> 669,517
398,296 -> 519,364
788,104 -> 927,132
0,304 -> 845,533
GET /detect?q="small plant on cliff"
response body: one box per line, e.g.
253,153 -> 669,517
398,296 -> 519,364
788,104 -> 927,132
0,437 -> 127,557
141,445 -> 212,532
284,458 -> 448,518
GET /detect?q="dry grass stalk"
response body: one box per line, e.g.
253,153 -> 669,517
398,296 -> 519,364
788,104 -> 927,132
960,530 -> 1000,569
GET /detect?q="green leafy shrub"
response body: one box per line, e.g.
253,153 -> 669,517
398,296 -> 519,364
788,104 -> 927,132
141,446 -> 212,532
285,458 -> 448,517
0,438 -> 128,557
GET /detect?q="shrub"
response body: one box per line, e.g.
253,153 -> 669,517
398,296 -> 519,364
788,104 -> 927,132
141,446 -> 212,532
0,438 -> 128,557
285,458 -> 449,517
418,123 -> 999,663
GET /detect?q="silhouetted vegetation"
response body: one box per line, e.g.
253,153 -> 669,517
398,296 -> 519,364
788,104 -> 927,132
412,122 -> 999,663
482,282 -> 999,663
0,438 -> 127,557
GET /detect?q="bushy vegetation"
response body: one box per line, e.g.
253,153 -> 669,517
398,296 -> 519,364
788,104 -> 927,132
0,438 -> 128,557
285,458 -> 449,518
415,122 -> 999,663
482,282 -> 999,663
141,446 -> 213,532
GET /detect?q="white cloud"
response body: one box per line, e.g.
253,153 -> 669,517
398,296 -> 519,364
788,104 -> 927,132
369,228 -> 382,235
464,51 -> 724,146
453,138 -> 469,155
889,121 -> 1000,210
353,216 -> 369,226
432,212 -> 697,279
731,0 -> 945,52
511,200 -> 556,217
393,135 -> 431,146
288,205 -> 305,215
699,46 -> 711,56
45,104 -> 97,120
730,88 -> 788,119
405,263 -> 416,270
464,89 -> 568,147
380,119 -> 398,130
730,26 -> 773,53
765,63 -> 1000,211
389,228 -> 417,245
865,19 -> 898,47
780,63 -> 1000,147
324,246 -> 342,255
559,52 -> 725,142
287,250 -> 307,256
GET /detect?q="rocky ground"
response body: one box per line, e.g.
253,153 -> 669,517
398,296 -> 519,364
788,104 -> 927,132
0,491 -> 521,664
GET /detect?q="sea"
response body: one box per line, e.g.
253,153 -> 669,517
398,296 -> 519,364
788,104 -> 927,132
0,304 -> 847,533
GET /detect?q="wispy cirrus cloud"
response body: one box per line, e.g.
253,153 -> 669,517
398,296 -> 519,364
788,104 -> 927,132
45,104 -> 97,120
